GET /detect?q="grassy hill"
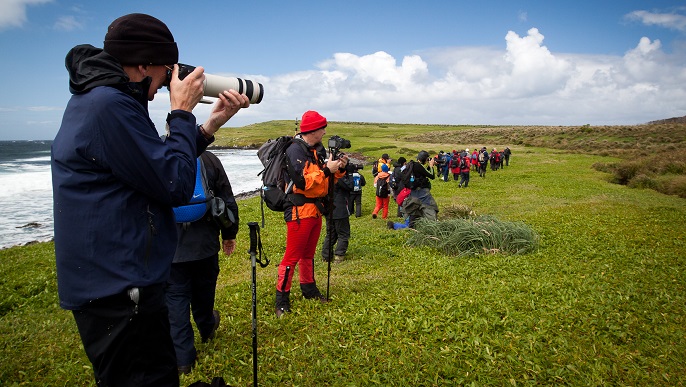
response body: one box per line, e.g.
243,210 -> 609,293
1,122 -> 684,386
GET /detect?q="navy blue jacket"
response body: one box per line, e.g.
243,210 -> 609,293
52,44 -> 212,309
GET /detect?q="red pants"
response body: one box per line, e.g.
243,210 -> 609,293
276,217 -> 322,293
372,196 -> 390,219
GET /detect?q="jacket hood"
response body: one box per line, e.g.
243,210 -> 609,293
66,44 -> 153,109
66,44 -> 130,94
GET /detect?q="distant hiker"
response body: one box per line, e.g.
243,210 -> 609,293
458,151 -> 471,188
471,149 -> 479,172
391,157 -> 408,217
372,163 -> 392,219
348,168 -> 366,217
450,150 -> 460,181
372,153 -> 391,177
478,147 -> 489,177
490,148 -> 499,171
503,147 -> 512,166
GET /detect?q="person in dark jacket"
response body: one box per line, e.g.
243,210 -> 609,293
391,157 -> 407,217
321,168 -> 354,263
348,168 -> 366,217
478,147 -> 489,177
406,150 -> 439,223
490,148 -> 499,171
51,13 -> 249,386
166,151 -> 239,374
503,147 -> 512,166
276,110 -> 347,318
458,150 -> 471,188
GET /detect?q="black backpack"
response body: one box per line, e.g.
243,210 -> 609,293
257,136 -> 300,212
376,178 -> 390,198
401,160 -> 416,189
459,156 -> 466,169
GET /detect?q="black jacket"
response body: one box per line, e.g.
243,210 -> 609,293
329,172 -> 354,219
408,160 -> 436,190
173,151 -> 239,262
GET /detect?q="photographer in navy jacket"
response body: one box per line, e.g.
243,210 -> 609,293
51,13 -> 249,386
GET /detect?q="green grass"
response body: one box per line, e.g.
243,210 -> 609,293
1,124 -> 685,386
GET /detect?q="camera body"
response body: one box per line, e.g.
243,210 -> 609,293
167,63 -> 264,104
327,135 -> 351,161
346,163 -> 363,173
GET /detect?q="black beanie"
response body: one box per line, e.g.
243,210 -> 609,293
103,13 -> 178,65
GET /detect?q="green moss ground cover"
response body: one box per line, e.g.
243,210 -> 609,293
1,123 -> 684,386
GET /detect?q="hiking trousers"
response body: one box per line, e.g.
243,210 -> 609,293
321,217 -> 351,259
277,217 -> 321,293
166,254 -> 220,366
372,196 -> 390,219
72,283 -> 178,387
349,193 -> 362,217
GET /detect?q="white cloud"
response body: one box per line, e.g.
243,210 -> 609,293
146,27 -> 686,131
54,15 -> 83,31
625,10 -> 686,32
27,106 -> 62,112
0,0 -> 52,30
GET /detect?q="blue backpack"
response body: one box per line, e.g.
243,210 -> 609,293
173,157 -> 211,223
353,173 -> 362,192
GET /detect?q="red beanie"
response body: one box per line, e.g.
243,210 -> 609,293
299,110 -> 327,133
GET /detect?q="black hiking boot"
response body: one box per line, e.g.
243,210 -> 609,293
275,290 -> 291,318
301,283 -> 329,303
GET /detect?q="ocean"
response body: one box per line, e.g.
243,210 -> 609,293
0,141 -> 263,249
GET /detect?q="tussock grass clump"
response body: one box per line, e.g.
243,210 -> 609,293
596,148 -> 686,197
406,216 -> 539,256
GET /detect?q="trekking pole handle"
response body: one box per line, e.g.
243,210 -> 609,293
248,222 -> 259,255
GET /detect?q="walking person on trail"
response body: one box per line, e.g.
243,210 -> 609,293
478,147 -> 489,178
372,163 -> 392,219
458,149 -> 471,188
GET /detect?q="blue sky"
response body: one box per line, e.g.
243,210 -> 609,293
1,1 -> 685,140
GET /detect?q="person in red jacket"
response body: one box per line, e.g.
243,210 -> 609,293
275,110 -> 348,318
450,150 -> 460,180
458,150 -> 471,188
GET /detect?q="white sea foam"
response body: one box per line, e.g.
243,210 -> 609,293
0,148 -> 262,249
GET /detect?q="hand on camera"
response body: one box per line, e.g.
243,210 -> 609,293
326,154 -> 347,172
338,154 -> 349,170
169,64 -> 205,112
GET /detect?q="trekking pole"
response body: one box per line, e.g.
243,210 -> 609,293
325,173 -> 334,301
248,222 -> 269,387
